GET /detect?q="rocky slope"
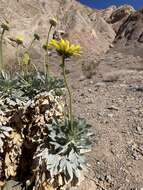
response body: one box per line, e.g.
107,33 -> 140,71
97,9 -> 143,81
1,0 -> 143,190
0,0 -> 115,68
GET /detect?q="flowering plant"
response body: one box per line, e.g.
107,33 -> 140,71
0,17 -> 92,190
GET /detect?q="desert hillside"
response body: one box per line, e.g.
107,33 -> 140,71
0,0 -> 143,190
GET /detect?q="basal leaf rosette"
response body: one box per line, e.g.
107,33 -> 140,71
32,117 -> 92,190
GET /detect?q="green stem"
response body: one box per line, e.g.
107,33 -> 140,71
27,38 -> 35,52
0,29 -> 4,71
62,56 -> 73,133
25,39 -> 38,74
16,44 -> 25,75
46,25 -> 53,44
16,44 -> 21,66
32,62 -> 38,73
44,24 -> 53,79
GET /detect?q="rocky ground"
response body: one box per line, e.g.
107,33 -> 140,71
73,61 -> 143,190
61,8 -> 143,190
1,0 -> 143,190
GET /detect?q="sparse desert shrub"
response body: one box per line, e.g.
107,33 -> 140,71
82,59 -> 99,79
0,17 -> 92,190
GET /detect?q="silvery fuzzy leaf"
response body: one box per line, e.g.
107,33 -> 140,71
0,134 -> 5,138
0,126 -> 12,132
69,157 -> 79,168
68,149 -> 77,161
79,147 -> 91,154
26,99 -> 33,107
50,159 -> 60,176
48,132 -> 57,141
45,154 -> 61,177
59,158 -> 67,172
15,98 -> 23,105
65,161 -> 74,184
77,158 -> 86,170
77,155 -> 85,164
47,154 -> 60,166
2,131 -> 10,137
49,141 -> 61,149
73,168 -> 81,180
57,144 -> 69,155
5,98 -> 16,106
35,148 -> 49,159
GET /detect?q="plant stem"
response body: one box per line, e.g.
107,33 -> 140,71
25,39 -> 38,73
27,38 -> 35,52
62,56 -> 73,133
44,24 -> 53,79
16,44 -> 21,66
0,29 -> 4,71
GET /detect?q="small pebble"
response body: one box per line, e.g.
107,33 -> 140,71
89,80 -> 94,84
80,93 -> 84,97
136,126 -> 142,134
88,89 -> 92,93
105,175 -> 112,183
107,113 -> 114,118
79,76 -> 85,81
132,152 -> 140,160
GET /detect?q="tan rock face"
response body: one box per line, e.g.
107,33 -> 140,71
97,5 -> 117,22
108,5 -> 135,24
115,9 -> 143,45
97,5 -> 135,34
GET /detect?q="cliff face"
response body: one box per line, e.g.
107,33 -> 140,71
115,9 -> 143,45
95,8 -> 143,83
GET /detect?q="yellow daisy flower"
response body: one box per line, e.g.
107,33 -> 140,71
49,39 -> 82,58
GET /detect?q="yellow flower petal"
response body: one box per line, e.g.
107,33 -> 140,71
49,38 -> 82,57
50,39 -> 60,50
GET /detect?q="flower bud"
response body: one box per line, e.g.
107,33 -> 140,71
42,43 -> 48,51
34,33 -> 40,41
49,18 -> 57,27
1,22 -> 9,31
